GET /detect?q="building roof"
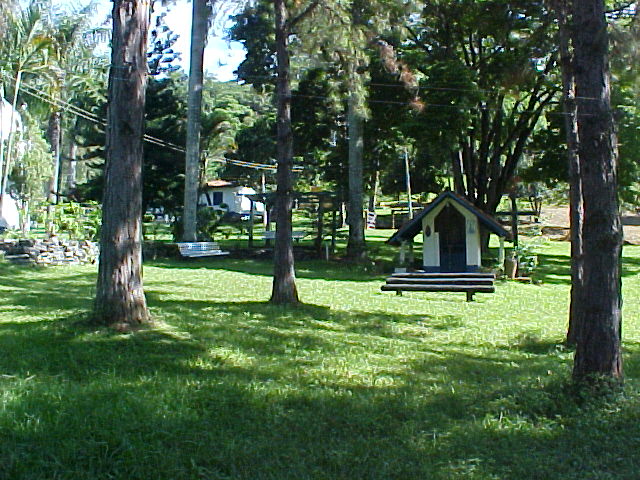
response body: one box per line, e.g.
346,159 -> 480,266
203,179 -> 237,188
387,191 -> 512,245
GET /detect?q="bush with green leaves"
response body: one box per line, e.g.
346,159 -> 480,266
196,205 -> 227,241
514,242 -> 539,277
40,201 -> 101,241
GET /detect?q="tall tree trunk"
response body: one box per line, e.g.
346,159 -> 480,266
0,96 -> 6,213
571,0 -> 623,382
67,138 -> 77,192
368,165 -> 380,213
46,111 -> 61,233
555,0 -> 583,346
451,150 -> 465,196
346,94 -> 366,261
182,0 -> 209,242
94,0 -> 150,327
270,0 -> 299,305
47,111 -> 61,204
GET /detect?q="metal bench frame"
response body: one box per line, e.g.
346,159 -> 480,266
177,242 -> 229,258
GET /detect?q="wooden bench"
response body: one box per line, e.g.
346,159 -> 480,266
381,272 -> 496,302
177,242 -> 229,258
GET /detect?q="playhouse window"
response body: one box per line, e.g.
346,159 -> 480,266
212,192 -> 223,205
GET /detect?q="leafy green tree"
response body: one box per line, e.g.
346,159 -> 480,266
148,9 -> 181,76
270,0 -> 300,304
75,74 -> 265,223
225,114 -> 276,184
0,2 -> 54,211
610,5 -> 640,206
200,78 -> 263,180
229,2 -> 277,93
0,0 -> 19,37
405,0 -> 559,223
143,75 -> 187,218
45,3 -> 104,209
8,114 -> 52,230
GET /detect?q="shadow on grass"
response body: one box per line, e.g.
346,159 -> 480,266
2,261 -> 640,478
0,264 -> 96,317
1,318 -> 636,479
537,250 -> 640,286
506,332 -> 568,355
145,257 -> 384,283
536,253 -> 572,285
144,293 -> 465,346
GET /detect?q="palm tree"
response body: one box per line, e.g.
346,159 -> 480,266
0,2 -> 54,212
45,3 -> 101,206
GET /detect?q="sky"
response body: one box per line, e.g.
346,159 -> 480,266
55,0 -> 246,81
156,0 -> 246,81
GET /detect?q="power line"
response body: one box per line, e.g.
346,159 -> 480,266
2,72 -> 305,172
97,66 -> 604,103
236,73 -> 603,102
288,92 -> 573,117
36,64 -> 601,116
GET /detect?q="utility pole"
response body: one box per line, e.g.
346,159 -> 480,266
404,147 -> 413,219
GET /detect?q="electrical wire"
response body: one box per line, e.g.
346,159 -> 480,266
1,72 -> 304,172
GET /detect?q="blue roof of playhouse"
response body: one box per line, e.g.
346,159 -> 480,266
387,191 -> 512,245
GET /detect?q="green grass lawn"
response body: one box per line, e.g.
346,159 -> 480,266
1,240 -> 640,479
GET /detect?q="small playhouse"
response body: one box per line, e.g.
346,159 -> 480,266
198,180 -> 264,216
387,191 -> 511,273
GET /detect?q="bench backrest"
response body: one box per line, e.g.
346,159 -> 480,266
177,242 -> 221,252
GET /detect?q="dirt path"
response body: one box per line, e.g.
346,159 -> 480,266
537,205 -> 640,245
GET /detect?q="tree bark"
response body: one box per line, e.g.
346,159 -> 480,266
346,94 -> 367,261
571,0 -> 623,381
46,111 -> 62,233
47,111 -> 61,204
554,0 -> 584,346
270,0 -> 299,305
451,150 -> 465,196
67,138 -> 77,192
182,0 -> 209,242
368,166 -> 380,213
94,0 -> 150,327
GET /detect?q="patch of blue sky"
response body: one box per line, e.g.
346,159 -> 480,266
52,0 -> 246,81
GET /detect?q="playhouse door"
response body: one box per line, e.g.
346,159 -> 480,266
435,204 -> 467,272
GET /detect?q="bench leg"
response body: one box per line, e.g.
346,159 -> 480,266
396,290 -> 403,296
466,291 -> 474,302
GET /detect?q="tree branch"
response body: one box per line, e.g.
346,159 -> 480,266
405,25 -> 431,54
287,0 -> 321,30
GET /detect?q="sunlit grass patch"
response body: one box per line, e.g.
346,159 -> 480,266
0,243 -> 638,479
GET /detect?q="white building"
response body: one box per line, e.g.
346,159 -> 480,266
0,97 -> 23,231
387,191 -> 511,272
0,97 -> 22,142
198,180 -> 264,216
0,194 -> 19,230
